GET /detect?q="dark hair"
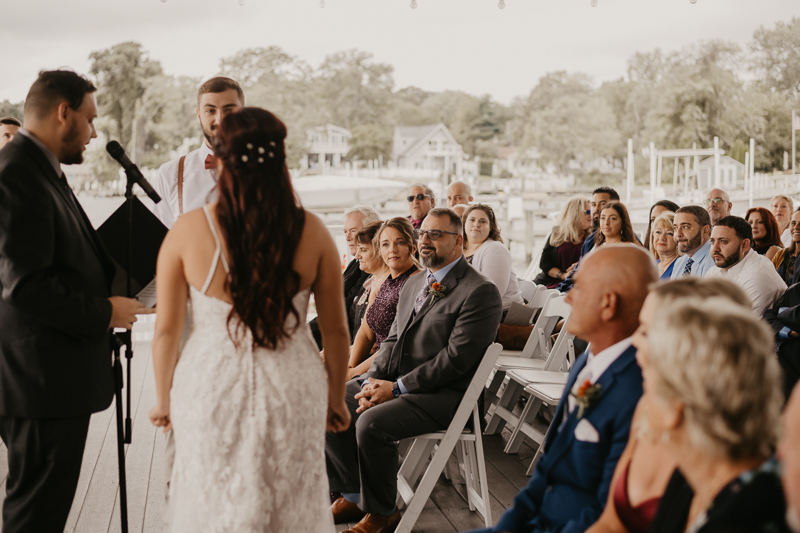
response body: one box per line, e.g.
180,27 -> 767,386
462,203 -> 503,245
197,77 -> 244,106
428,207 -> 463,235
676,205 -> 711,229
594,201 -> 641,247
214,107 -> 302,350
355,220 -> 384,249
592,186 -> 620,201
644,200 -> 681,250
0,117 -> 21,127
24,70 -> 97,120
715,216 -> 754,244
745,207 -> 782,252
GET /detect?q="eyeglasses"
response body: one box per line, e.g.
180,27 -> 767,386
414,229 -> 459,241
407,193 -> 430,202
704,197 -> 725,206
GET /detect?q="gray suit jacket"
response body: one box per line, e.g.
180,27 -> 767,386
365,256 -> 502,425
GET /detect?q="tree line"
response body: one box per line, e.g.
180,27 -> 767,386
0,16 -> 797,182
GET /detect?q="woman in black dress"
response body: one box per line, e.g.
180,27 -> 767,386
642,296 -> 789,533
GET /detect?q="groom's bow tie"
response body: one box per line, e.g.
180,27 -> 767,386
205,155 -> 217,170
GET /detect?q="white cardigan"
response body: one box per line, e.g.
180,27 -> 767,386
470,239 -> 524,310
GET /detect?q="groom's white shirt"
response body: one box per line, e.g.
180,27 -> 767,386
152,142 -> 218,229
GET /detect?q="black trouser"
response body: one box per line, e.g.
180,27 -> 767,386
0,415 -> 90,533
326,380 -> 443,515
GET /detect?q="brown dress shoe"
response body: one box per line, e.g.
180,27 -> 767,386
343,510 -> 402,533
331,496 -> 367,524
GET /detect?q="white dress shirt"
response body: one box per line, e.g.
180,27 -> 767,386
151,143 -> 219,229
708,249 -> 786,316
565,337 -> 633,421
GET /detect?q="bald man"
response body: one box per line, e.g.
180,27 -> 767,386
780,385 -> 800,532
472,246 -> 657,533
705,188 -> 732,225
446,180 -> 473,209
451,204 -> 470,218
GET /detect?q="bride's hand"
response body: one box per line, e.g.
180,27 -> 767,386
326,399 -> 350,433
149,404 -> 173,433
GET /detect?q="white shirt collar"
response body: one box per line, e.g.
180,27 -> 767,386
718,249 -> 753,276
583,337 -> 633,384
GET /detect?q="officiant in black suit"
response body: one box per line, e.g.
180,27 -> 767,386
0,70 -> 148,533
327,208 -> 503,533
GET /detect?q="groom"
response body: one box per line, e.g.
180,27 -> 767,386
327,208 -> 503,533
467,246 -> 657,533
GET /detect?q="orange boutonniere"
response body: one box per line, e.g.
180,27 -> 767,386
427,282 -> 447,306
569,379 -> 602,419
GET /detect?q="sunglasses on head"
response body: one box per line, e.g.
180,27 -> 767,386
414,229 -> 459,241
407,193 -> 430,202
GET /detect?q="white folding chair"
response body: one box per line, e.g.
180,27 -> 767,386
502,371 -> 567,453
521,383 -> 565,475
394,343 -> 503,532
518,279 -> 539,305
485,295 -> 574,436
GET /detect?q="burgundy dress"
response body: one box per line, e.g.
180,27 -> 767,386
365,265 -> 418,347
612,457 -> 661,533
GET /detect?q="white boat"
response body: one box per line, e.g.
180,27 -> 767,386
293,175 -> 407,209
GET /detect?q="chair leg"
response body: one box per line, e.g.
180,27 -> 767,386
394,435 -> 460,533
504,396 -> 545,454
485,369 -> 506,412
396,438 -> 436,509
526,423 -> 552,475
484,378 -> 524,435
473,410 -> 493,527
462,441 -> 477,511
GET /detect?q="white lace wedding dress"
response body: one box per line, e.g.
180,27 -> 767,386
167,206 -> 334,532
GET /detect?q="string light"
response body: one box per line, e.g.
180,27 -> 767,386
410,0 -> 417,8
498,0 -> 505,8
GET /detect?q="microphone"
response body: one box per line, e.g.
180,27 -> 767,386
106,141 -> 161,203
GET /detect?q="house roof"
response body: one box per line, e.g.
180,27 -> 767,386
698,155 -> 744,168
394,123 -> 462,159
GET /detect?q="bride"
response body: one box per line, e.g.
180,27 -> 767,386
149,107 -> 351,532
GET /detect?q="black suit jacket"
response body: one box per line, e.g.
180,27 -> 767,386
365,256 -> 502,426
309,258 -> 369,348
0,133 -> 116,418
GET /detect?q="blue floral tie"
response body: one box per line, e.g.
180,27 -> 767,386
414,273 -> 437,314
682,257 -> 694,277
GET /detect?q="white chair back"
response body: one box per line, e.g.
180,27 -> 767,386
518,280 -> 538,304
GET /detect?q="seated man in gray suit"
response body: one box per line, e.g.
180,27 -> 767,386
327,208 -> 503,533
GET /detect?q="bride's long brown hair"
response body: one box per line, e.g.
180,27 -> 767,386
214,107 -> 305,349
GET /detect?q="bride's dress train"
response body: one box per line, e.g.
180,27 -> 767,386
167,206 -> 334,532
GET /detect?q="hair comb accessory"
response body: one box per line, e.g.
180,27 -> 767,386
258,157 -> 264,163
241,155 -> 249,162
269,141 -> 276,147
268,152 -> 274,158
257,147 -> 265,154
246,143 -> 253,150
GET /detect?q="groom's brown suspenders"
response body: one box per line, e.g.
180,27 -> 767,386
177,155 -> 186,216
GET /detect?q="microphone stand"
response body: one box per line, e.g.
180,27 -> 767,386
112,172 -> 137,533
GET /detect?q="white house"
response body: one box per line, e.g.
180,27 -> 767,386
697,155 -> 745,189
493,146 -> 541,177
392,124 -> 464,176
303,124 -> 351,170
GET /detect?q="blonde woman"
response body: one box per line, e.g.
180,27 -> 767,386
772,194 -> 794,247
644,297 -> 787,533
534,196 -> 592,288
587,278 -> 751,533
649,212 -> 680,280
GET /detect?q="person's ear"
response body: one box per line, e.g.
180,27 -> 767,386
600,291 -> 618,322
742,238 -> 751,254
663,398 -> 684,432
702,225 -> 711,240
56,101 -> 70,128
195,107 -> 201,124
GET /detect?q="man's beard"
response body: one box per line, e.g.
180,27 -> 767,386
715,249 -> 741,269
202,124 -> 216,147
678,233 -> 702,254
709,209 -> 722,225
592,216 -> 600,233
61,122 -> 84,165
420,246 -> 447,269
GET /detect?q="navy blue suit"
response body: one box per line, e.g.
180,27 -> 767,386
468,345 -> 642,533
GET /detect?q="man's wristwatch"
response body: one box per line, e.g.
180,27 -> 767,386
392,382 -> 401,398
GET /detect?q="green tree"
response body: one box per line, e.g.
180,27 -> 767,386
0,100 -> 24,121
347,124 -> 393,161
317,50 -> 395,130
751,17 -> 800,98
89,41 -> 163,153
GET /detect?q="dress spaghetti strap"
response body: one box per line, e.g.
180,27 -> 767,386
200,205 -> 230,294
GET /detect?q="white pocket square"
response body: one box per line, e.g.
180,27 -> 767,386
574,418 -> 599,443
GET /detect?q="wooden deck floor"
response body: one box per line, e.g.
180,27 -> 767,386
0,317 -> 537,533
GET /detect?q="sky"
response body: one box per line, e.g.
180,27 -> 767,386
1,0 -> 798,106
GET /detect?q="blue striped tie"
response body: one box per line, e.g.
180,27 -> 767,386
682,257 -> 694,277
